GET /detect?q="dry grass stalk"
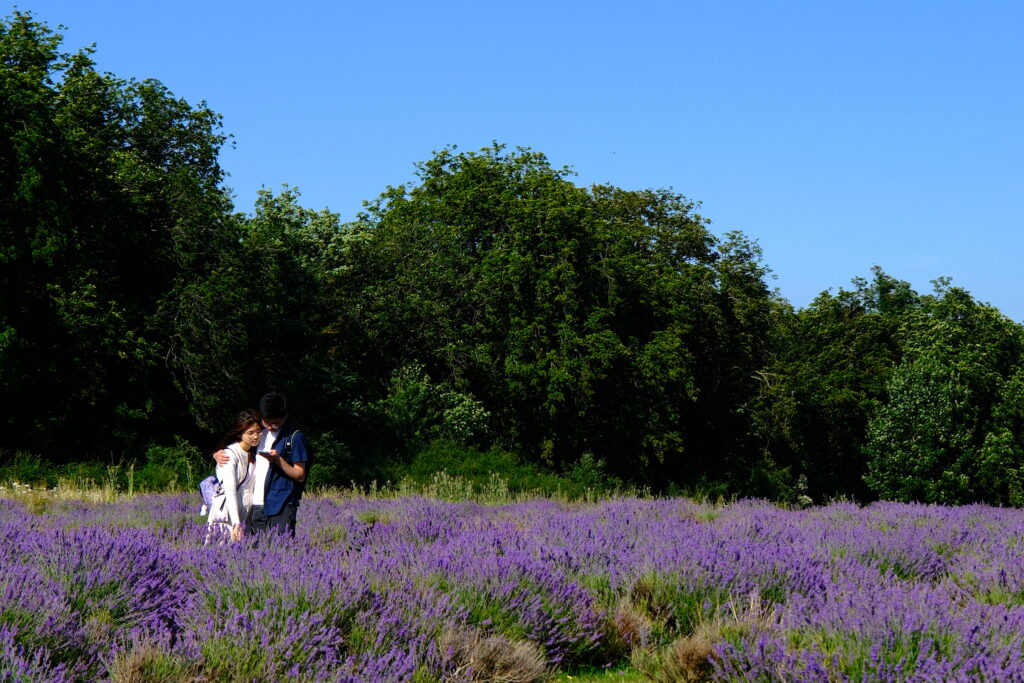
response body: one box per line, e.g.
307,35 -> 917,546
107,641 -> 198,683
441,627 -> 551,682
632,589 -> 782,682
611,596 -> 654,651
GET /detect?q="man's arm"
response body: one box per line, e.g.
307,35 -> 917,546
259,450 -> 306,483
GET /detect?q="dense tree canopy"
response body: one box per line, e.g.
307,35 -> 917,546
330,145 -> 776,487
3,11 -> 1024,503
752,269 -> 915,501
0,11 -> 233,457
863,283 -> 1024,504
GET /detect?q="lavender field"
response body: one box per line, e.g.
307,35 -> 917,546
2,492 -> 1024,682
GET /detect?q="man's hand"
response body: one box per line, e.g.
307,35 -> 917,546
259,449 -> 306,483
213,449 -> 229,466
258,448 -> 282,466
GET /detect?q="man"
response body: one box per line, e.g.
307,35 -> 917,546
215,391 -> 309,536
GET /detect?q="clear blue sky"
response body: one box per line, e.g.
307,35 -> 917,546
22,1 -> 1024,320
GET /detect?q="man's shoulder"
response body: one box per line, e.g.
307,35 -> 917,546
282,423 -> 304,440
284,425 -> 310,461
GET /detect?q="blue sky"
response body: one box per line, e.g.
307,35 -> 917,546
22,1 -> 1024,320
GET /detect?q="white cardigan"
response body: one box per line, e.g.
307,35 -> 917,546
207,442 -> 255,527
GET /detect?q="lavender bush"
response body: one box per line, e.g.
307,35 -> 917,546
0,493 -> 1022,681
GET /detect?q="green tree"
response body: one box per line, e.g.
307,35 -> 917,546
0,11 -> 233,459
864,283 -> 1024,504
751,268 -> 916,501
165,186 -> 350,431
332,144 -> 775,489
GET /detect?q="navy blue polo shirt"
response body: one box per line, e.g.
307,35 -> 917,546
261,421 -> 309,516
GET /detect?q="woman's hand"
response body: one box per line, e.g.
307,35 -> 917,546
213,449 -> 230,466
231,524 -> 244,542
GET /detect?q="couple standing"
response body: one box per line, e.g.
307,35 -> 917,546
207,391 -> 309,541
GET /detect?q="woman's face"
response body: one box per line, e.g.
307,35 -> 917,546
240,423 -> 261,449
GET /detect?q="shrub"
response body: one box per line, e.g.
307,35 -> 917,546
441,627 -> 550,683
133,438 -> 202,492
107,640 -> 198,683
372,363 -> 490,451
59,461 -> 112,489
563,452 -> 623,493
0,451 -> 60,488
304,431 -> 350,490
631,634 -> 716,683
390,441 -> 568,496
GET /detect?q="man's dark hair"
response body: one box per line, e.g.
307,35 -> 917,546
259,391 -> 288,419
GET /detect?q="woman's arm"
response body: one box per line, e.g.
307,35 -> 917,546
216,447 -> 244,527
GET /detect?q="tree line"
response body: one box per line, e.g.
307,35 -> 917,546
3,11 -> 1023,504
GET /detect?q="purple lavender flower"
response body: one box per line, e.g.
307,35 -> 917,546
2,493 -> 1024,680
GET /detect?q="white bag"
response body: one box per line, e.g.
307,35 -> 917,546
207,488 -> 230,524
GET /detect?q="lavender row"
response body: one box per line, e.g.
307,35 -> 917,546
1,494 -> 1023,681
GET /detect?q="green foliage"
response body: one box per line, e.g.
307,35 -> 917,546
741,456 -> 798,503
0,10 -> 231,459
6,12 -> 1024,503
750,268 -> 915,501
863,285 -> 1024,504
863,357 -> 971,502
60,461 -> 117,490
750,268 -> 1024,505
387,442 -> 633,501
564,452 -> 623,492
304,431 -> 351,490
133,438 -> 203,492
0,441 -> 200,494
168,186 -> 350,431
334,144 -> 775,490
391,441 -> 569,495
368,363 -> 490,450
0,451 -> 56,488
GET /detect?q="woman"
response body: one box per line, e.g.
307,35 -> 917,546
206,409 -> 261,543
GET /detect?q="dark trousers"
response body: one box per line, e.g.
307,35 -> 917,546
249,502 -> 297,537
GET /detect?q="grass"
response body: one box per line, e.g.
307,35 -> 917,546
556,666 -> 647,681
1,471 -> 643,510
0,481 -> 127,506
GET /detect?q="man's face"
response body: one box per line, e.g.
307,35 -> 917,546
262,417 -> 284,432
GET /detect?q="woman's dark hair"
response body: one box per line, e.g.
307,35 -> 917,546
216,409 -> 262,451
